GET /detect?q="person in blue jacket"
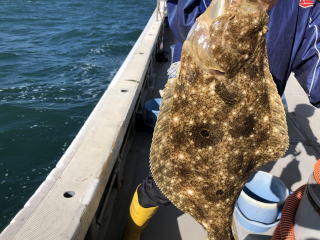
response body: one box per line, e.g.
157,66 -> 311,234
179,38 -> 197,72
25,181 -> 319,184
123,0 -> 320,239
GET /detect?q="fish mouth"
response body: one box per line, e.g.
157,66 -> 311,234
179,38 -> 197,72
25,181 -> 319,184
207,69 -> 225,76
204,68 -> 227,81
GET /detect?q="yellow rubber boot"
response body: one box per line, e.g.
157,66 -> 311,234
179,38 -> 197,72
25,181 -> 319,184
123,188 -> 159,240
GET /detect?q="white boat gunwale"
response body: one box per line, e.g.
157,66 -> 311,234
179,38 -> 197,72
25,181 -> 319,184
0,5 -> 166,240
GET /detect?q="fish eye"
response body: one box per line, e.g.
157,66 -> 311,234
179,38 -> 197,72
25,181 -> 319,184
200,129 -> 210,138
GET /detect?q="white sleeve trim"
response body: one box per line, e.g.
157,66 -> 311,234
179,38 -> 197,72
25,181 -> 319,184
309,24 -> 320,97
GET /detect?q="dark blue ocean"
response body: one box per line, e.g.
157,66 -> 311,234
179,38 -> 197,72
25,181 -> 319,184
0,0 -> 154,231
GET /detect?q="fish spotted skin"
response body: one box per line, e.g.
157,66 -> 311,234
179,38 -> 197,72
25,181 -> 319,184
150,7 -> 288,240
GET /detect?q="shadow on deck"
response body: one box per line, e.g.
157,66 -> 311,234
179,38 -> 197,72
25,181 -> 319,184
96,28 -> 320,240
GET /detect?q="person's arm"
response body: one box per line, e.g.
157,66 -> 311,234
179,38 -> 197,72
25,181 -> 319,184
292,12 -> 320,108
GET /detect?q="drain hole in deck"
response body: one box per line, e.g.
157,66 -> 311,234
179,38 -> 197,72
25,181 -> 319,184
121,89 -> 129,93
63,191 -> 75,198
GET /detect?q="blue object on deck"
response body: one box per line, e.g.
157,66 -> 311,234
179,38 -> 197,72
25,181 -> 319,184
236,171 -> 289,225
234,204 -> 279,233
143,98 -> 162,128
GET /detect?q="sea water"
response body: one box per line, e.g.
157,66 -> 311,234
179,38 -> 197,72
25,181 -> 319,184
0,0 -> 154,231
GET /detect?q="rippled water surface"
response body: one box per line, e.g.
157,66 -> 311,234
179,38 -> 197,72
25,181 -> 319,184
0,0 -> 154,230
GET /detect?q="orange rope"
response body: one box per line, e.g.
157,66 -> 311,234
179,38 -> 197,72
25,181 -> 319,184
271,159 -> 320,240
314,159 -> 320,184
271,185 -> 306,240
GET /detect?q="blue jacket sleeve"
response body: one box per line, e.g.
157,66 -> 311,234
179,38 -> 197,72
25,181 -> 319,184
292,8 -> 320,108
167,0 -> 204,43
167,0 -> 208,62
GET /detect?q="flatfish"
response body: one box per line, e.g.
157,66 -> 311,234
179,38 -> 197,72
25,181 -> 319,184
150,0 -> 288,239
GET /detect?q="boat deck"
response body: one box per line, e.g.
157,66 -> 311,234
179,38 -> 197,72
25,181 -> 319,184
97,21 -> 320,240
143,73 -> 320,240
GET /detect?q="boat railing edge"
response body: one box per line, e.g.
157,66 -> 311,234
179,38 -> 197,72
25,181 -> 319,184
0,7 -> 165,240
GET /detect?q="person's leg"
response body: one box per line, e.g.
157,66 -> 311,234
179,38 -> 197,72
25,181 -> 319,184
123,175 -> 171,240
124,60 -> 178,239
138,175 -> 171,207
